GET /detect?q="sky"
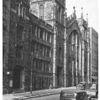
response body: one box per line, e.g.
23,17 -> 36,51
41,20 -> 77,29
66,0 -> 99,32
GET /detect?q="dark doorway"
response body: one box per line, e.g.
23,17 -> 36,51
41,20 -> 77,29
57,67 -> 63,87
13,66 -> 23,89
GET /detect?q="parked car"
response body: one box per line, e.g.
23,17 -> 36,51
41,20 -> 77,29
60,88 -> 89,100
86,83 -> 98,99
76,82 -> 87,90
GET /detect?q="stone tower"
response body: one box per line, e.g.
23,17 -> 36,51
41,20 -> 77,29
30,0 -> 66,88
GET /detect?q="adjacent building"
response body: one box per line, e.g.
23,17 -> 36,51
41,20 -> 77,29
28,14 -> 53,91
3,0 -> 53,93
30,0 -> 66,88
89,27 -> 98,83
65,8 -> 89,86
3,0 -> 11,93
3,0 -> 98,94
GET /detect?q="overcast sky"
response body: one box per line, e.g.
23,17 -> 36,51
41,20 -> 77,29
66,0 -> 99,32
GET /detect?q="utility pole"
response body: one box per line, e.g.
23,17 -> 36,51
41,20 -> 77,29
30,52 -> 33,94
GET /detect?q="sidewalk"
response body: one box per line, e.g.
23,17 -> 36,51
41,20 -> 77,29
3,88 -> 64,100
3,94 -> 22,100
3,87 -> 76,100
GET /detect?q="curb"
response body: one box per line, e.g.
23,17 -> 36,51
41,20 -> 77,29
4,87 -> 74,100
14,92 -> 60,100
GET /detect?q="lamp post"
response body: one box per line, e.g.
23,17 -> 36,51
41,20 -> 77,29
30,52 -> 33,94
6,71 -> 10,94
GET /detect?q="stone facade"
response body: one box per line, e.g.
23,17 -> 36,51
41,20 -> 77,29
66,9 -> 89,86
3,0 -> 98,94
3,0 -> 53,93
28,14 -> 53,91
3,0 -> 11,93
30,0 -> 66,88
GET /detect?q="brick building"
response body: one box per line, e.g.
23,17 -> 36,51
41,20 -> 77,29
65,8 -> 89,86
30,0 -> 66,88
3,0 -> 53,93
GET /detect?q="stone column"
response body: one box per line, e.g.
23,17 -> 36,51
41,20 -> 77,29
87,32 -> 90,83
75,34 -> 78,85
79,40 -> 82,82
64,34 -> 67,87
87,48 -> 90,83
82,41 -> 85,82
53,2 -> 57,88
53,23 -> 56,88
71,33 -> 74,86
64,14 -> 67,86
72,61 -> 74,86
90,28 -> 92,82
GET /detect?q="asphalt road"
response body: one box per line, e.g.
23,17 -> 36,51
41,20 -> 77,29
26,94 -> 60,100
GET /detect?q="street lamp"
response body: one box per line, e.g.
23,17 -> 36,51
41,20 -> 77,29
7,71 -> 10,75
6,71 -> 10,94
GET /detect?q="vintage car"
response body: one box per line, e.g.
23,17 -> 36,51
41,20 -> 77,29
76,81 -> 92,90
86,83 -> 98,99
76,82 -> 98,100
60,88 -> 89,100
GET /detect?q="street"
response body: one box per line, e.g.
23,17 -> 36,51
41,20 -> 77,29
3,88 -> 98,100
3,87 -> 75,100
3,88 -> 63,100
3,91 -> 60,100
17,94 -> 98,100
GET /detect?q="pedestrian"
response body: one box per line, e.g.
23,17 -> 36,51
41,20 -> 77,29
49,83 -> 53,89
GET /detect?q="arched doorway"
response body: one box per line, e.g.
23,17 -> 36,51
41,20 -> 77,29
13,66 -> 24,90
57,67 -> 63,87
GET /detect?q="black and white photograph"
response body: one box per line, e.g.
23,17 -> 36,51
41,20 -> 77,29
3,0 -> 99,100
